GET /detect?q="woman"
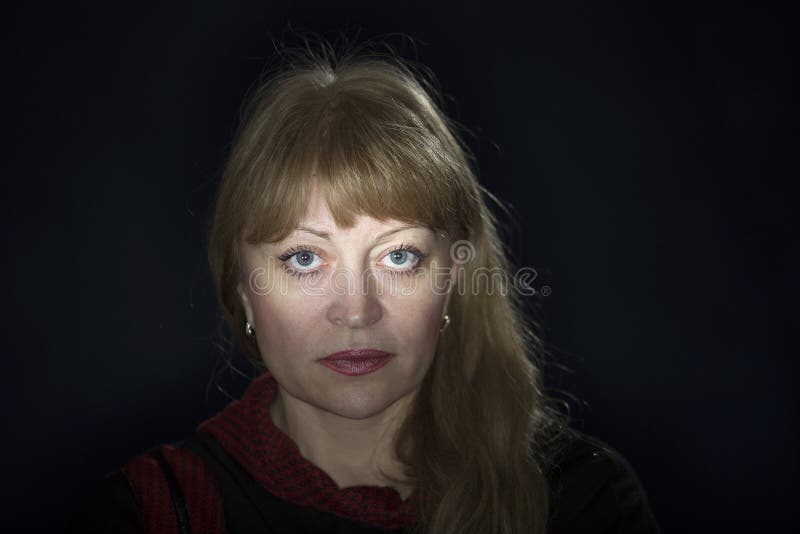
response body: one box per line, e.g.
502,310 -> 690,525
75,41 -> 660,533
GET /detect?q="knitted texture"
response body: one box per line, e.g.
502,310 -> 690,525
198,372 -> 420,530
122,444 -> 228,534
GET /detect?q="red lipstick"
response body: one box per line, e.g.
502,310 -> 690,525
319,349 -> 394,376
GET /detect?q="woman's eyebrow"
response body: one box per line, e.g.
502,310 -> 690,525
292,224 -> 429,243
374,225 -> 430,243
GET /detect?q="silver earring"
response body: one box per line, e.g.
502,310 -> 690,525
245,321 -> 255,337
439,314 -> 451,333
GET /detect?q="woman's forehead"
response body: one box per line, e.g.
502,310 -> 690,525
243,168 -> 458,246
281,220 -> 435,243
295,182 -> 432,236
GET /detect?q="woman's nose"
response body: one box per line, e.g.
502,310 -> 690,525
325,265 -> 383,328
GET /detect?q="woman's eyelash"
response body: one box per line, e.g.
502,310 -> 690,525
277,243 -> 428,279
278,244 -> 323,279
384,243 -> 429,276
277,245 -> 320,263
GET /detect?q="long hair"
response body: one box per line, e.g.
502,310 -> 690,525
207,37 -> 566,534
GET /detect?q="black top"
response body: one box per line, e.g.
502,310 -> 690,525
73,428 -> 660,533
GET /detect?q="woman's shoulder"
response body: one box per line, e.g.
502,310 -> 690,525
541,426 -> 661,534
71,440 -> 226,534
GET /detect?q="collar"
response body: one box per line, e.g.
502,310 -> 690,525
197,372 -> 420,529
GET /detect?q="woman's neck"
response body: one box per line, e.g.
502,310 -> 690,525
270,386 -> 415,499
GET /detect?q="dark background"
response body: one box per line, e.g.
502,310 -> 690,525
3,1 -> 795,532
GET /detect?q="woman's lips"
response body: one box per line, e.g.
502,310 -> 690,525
320,349 -> 394,376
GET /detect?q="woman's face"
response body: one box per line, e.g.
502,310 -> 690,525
237,185 -> 454,420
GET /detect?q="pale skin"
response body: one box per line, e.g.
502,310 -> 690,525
237,182 -> 455,500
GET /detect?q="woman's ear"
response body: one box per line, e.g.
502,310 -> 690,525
237,282 -> 254,324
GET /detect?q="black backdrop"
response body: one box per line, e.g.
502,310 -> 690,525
3,1 -> 795,532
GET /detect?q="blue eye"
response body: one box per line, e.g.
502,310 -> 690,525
278,246 -> 323,278
380,243 -> 428,275
389,250 -> 409,265
294,250 -> 315,267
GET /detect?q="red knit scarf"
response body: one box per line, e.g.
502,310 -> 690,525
197,372 -> 420,530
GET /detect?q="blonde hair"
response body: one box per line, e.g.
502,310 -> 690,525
208,37 -> 565,534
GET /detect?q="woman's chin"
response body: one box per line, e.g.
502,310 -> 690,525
318,383 -> 413,421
